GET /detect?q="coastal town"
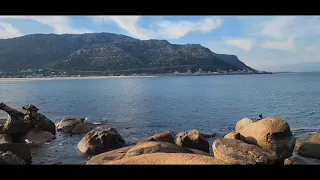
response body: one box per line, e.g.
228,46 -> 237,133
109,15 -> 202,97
0,68 -> 272,78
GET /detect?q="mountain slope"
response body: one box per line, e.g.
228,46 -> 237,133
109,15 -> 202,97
0,33 -> 254,73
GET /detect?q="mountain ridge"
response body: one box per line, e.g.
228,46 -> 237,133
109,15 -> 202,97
0,33 -> 255,73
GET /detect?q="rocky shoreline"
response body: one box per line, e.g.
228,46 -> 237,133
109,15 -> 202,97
0,102 -> 319,165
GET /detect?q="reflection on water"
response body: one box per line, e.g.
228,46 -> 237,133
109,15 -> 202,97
0,73 -> 320,164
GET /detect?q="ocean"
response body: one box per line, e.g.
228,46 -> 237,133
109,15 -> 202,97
0,72 -> 319,164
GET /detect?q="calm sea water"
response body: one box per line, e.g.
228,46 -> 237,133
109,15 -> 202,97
0,73 -> 319,164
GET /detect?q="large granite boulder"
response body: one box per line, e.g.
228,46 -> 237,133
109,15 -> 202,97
56,117 -> 85,133
71,122 -> 96,135
139,131 -> 175,144
87,145 -> 134,164
237,117 -> 295,162
0,143 -> 32,164
123,141 -> 193,158
213,138 -> 277,164
235,117 -> 259,132
22,104 -> 56,135
0,151 -> 26,164
20,128 -> 55,145
77,127 -> 125,155
105,153 -> 227,165
176,129 -> 209,153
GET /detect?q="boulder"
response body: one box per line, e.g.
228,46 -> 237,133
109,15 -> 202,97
0,151 -> 26,164
22,105 -> 56,135
284,153 -> 320,165
139,131 -> 174,144
71,122 -> 96,135
176,129 -> 209,153
123,141 -> 193,158
0,134 -> 12,144
87,146 -> 134,164
57,117 -> 85,133
237,117 -> 295,162
105,153 -> 227,165
298,142 -> 320,160
77,127 -> 125,155
213,138 -> 277,165
20,128 -> 55,145
0,143 -> 32,164
295,134 -> 320,160
235,117 -> 259,132
224,132 -> 240,140
0,103 -> 31,140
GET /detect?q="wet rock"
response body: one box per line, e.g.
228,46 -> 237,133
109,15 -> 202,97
224,132 -> 240,140
139,131 -> 175,144
235,117 -> 259,132
22,104 -> 56,135
0,143 -> 32,164
20,128 -> 55,145
87,146 -> 134,164
105,153 -> 227,165
0,134 -> 12,144
176,129 -> 209,153
237,117 -> 295,162
57,117 -> 85,133
213,138 -> 277,165
77,127 -> 125,155
71,122 -> 96,135
0,151 -> 26,164
124,141 -> 193,158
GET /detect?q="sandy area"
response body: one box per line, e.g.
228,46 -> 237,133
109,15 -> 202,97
0,76 -> 158,82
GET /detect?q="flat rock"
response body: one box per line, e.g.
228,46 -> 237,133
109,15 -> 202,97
71,122 -> 96,135
176,129 -> 209,153
224,132 -> 240,140
0,151 -> 26,164
77,127 -> 125,155
139,131 -> 174,144
20,128 -> 55,145
105,153 -> 227,165
237,117 -> 295,162
0,134 -> 12,144
57,117 -> 85,133
213,138 -> 277,165
87,146 -> 134,164
123,141 -> 193,158
297,139 -> 320,160
0,143 -> 32,164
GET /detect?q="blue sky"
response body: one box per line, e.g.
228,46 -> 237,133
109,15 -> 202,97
1,16 -> 320,71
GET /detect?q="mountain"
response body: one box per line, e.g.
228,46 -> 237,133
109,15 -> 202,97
0,33 -> 254,74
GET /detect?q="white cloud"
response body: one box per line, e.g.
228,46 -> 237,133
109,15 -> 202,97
305,46 -> 316,52
261,38 -> 296,52
0,16 -> 92,35
91,16 -> 222,40
224,38 -> 256,51
0,21 -> 22,39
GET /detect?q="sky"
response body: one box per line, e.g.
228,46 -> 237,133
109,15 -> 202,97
0,15 -> 320,71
